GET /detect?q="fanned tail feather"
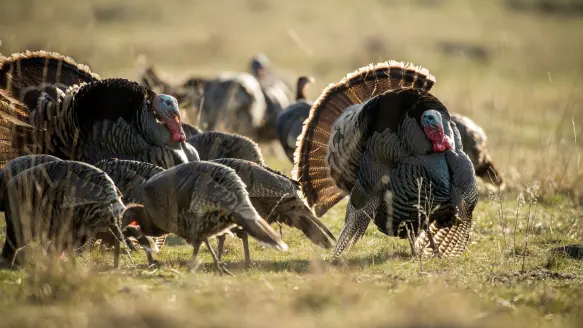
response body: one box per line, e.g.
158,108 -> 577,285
292,61 -> 436,217
0,51 -> 100,169
0,50 -> 100,105
414,219 -> 472,258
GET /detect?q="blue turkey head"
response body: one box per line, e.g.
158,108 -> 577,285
152,94 -> 186,142
421,110 -> 453,152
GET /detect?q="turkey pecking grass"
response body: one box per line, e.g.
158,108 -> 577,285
1,159 -> 129,268
210,158 -> 336,268
120,161 -> 288,275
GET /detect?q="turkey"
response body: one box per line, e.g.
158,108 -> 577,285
209,158 -> 336,268
292,61 -> 478,260
249,53 -> 292,142
2,159 -> 127,267
0,154 -> 62,263
94,158 -> 168,259
186,130 -> 266,166
0,154 -> 150,259
120,161 -> 288,275
0,154 -> 62,212
0,50 -> 199,170
139,64 -> 267,140
276,76 -> 316,162
449,113 -> 504,188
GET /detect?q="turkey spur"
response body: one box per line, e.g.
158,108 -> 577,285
293,61 -> 478,260
0,50 -> 198,169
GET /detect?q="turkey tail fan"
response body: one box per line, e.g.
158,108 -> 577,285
0,91 -> 37,169
292,61 -> 436,217
414,219 -> 472,258
0,50 -> 100,109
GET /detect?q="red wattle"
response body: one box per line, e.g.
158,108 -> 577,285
165,117 -> 186,142
424,126 -> 451,153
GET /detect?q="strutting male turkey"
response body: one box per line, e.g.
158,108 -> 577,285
0,50 -> 199,170
292,61 -> 479,260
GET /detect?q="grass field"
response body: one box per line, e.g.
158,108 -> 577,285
1,0 -> 583,327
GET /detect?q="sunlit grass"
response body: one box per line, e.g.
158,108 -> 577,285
0,0 -> 582,326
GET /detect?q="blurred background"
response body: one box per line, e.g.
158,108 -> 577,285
1,0 -> 582,196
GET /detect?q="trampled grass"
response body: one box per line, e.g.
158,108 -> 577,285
0,0 -> 582,327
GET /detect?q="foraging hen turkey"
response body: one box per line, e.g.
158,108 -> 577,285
276,76 -> 316,162
0,154 -> 62,262
292,61 -> 478,260
2,159 -> 127,267
209,158 -> 336,268
94,158 -> 167,261
0,50 -> 198,169
450,113 -> 504,188
120,161 -> 288,275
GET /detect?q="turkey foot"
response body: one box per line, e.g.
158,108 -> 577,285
205,240 -> 234,276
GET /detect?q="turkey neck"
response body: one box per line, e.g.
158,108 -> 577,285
137,100 -> 176,147
296,83 -> 308,101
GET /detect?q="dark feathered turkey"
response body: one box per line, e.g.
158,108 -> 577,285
186,131 -> 266,166
209,158 -> 336,268
293,61 -> 478,260
276,76 -> 316,162
120,161 -> 288,275
2,159 -> 127,267
0,51 -> 198,169
94,158 -> 167,259
450,113 -> 504,188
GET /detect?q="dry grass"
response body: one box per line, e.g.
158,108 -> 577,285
0,0 -> 582,327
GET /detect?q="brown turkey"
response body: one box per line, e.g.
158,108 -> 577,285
2,159 -> 128,267
120,161 -> 288,275
449,113 -> 504,188
293,61 -> 478,260
209,158 -> 336,268
0,50 -> 199,169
